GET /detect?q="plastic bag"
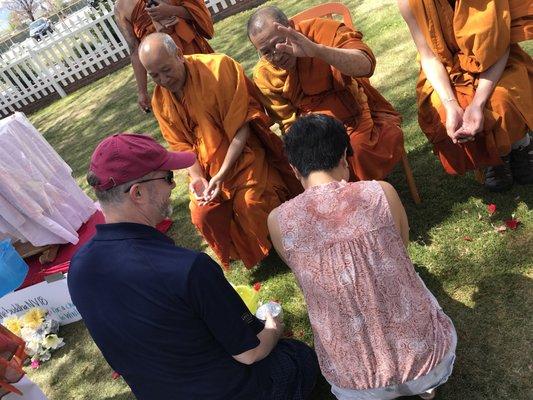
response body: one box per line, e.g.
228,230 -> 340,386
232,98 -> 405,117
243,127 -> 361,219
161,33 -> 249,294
232,284 -> 260,314
0,239 -> 29,297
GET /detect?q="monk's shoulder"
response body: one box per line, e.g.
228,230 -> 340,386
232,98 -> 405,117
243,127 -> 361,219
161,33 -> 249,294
296,17 -> 344,41
115,0 -> 140,19
187,53 -> 239,75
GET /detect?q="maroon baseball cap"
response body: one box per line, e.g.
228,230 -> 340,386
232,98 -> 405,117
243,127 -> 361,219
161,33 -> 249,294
89,133 -> 195,191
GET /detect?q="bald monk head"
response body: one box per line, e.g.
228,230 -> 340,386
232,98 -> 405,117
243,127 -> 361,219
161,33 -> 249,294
247,6 -> 296,70
139,33 -> 187,94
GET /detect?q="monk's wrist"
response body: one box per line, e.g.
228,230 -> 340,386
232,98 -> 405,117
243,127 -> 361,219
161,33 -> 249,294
471,98 -> 487,109
443,98 -> 460,113
311,43 -> 325,59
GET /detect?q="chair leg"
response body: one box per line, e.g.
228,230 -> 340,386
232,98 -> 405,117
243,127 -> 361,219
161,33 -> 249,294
401,152 -> 421,204
474,168 -> 485,184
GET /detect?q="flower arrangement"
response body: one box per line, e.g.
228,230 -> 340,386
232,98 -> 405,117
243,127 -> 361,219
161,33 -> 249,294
1,308 -> 64,368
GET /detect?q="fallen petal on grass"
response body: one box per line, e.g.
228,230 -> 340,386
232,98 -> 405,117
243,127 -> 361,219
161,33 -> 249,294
504,218 -> 520,230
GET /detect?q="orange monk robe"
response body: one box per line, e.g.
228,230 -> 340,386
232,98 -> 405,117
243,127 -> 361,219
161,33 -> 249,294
409,0 -> 533,175
253,18 -> 404,181
131,0 -> 214,54
0,325 -> 26,396
152,54 -> 302,269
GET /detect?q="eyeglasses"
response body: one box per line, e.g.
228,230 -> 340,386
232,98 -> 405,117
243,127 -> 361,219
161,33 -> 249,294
123,171 -> 174,193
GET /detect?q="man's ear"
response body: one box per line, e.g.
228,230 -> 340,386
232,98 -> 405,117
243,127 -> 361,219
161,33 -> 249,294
126,184 -> 144,203
289,20 -> 295,29
290,165 -> 302,180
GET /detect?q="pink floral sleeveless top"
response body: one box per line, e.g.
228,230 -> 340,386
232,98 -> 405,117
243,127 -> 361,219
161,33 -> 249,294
276,180 -> 454,389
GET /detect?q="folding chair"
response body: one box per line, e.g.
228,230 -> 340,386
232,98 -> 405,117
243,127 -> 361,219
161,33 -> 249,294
292,3 -> 422,204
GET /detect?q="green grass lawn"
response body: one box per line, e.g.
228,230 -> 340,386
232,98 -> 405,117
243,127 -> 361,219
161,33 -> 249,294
24,0 -> 532,399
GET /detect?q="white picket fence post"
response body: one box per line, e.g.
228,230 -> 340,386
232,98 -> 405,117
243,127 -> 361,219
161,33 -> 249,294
0,0 -> 129,118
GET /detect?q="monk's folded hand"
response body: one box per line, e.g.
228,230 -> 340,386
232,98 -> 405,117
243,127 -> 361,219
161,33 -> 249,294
204,175 -> 223,203
460,104 -> 484,137
444,102 -> 465,144
145,2 -> 177,21
274,23 -> 319,58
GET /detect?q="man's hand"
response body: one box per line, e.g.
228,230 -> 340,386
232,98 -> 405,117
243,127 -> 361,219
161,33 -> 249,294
189,176 -> 209,203
203,174 -> 223,203
264,311 -> 284,340
145,2 -> 178,22
138,91 -> 151,113
274,23 -> 320,58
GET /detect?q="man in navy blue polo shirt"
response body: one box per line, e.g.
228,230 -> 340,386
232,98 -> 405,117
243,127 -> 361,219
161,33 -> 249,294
68,133 -> 318,400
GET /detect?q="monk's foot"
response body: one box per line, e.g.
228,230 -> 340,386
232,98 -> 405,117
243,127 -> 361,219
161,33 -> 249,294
484,155 -> 513,192
510,140 -> 533,185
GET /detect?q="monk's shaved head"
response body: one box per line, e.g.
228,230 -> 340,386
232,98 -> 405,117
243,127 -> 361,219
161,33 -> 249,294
139,32 -> 180,64
247,6 -> 290,39
138,33 -> 187,93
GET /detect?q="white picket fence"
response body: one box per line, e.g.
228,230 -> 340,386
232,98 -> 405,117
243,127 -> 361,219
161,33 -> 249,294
205,0 -> 240,14
0,0 -> 257,118
0,0 -> 130,118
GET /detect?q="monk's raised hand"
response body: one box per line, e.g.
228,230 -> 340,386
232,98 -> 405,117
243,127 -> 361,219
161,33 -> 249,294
274,23 -> 318,58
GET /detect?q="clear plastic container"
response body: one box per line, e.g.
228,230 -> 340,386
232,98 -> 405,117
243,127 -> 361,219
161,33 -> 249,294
255,301 -> 283,321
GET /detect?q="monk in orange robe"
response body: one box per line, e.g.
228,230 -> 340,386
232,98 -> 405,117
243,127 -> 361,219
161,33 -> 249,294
398,0 -> 533,192
115,0 -> 213,112
138,33 -> 302,269
248,6 -> 404,181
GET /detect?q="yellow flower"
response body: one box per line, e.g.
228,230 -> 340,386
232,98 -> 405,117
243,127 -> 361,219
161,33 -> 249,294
22,308 -> 46,330
3,316 -> 22,336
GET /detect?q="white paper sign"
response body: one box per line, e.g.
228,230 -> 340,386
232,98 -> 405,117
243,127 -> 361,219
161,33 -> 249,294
0,276 -> 81,325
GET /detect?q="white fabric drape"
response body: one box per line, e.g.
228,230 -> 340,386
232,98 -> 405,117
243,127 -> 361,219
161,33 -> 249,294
0,113 -> 96,246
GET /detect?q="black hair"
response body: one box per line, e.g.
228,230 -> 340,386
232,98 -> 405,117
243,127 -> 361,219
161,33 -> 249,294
247,6 -> 290,40
283,114 -> 353,178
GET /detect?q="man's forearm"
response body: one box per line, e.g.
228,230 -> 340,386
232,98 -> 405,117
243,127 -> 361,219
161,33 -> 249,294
250,327 -> 280,362
131,50 -> 148,95
472,47 -> 510,108
314,44 -> 373,77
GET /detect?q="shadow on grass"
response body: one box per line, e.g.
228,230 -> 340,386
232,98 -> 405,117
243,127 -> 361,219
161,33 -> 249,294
415,268 -> 532,400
